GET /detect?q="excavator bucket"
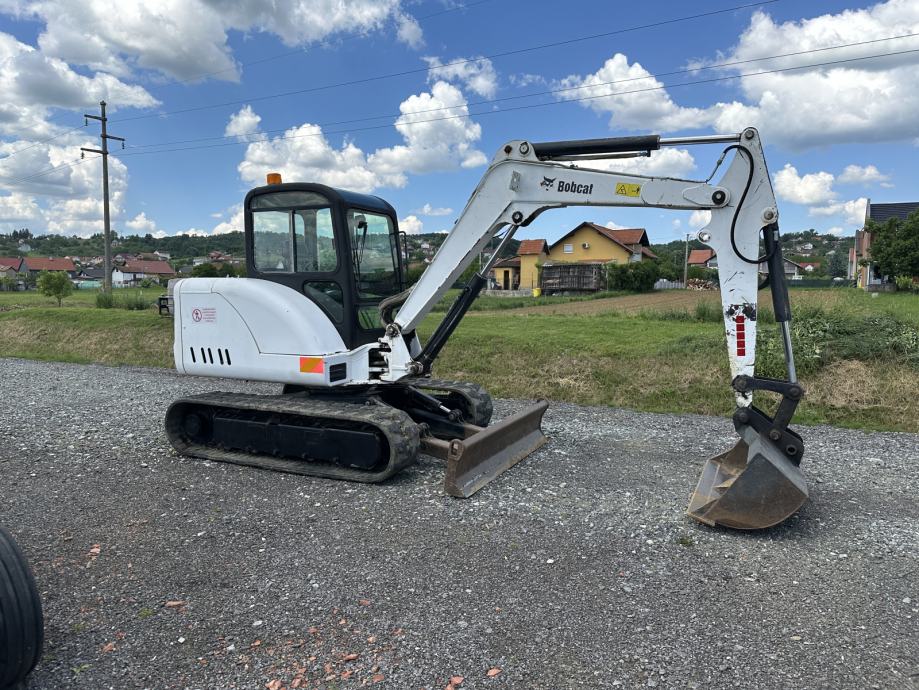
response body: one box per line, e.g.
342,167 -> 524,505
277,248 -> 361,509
687,429 -> 808,530
422,400 -> 549,498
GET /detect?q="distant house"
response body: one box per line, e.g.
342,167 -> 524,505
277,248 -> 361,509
492,225 -> 657,292
154,250 -> 171,261
799,261 -> 821,273
113,260 -> 175,286
854,199 -> 919,289
0,263 -> 17,280
759,257 -> 803,280
687,248 -> 717,268
20,257 -> 77,279
492,256 -> 521,290
547,224 -> 656,265
0,257 -> 23,273
77,267 -> 107,281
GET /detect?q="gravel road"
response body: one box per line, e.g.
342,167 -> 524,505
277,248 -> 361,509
1,357 -> 917,690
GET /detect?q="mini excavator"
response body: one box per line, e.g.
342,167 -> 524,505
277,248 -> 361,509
166,128 -> 809,530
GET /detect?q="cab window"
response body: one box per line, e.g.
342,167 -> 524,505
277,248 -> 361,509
348,209 -> 400,301
252,192 -> 337,273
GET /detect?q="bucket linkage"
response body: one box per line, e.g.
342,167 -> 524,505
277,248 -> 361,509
688,375 -> 808,530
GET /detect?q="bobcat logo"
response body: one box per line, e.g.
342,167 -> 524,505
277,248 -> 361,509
540,176 -> 556,190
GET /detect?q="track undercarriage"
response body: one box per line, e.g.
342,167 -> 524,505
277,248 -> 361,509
165,379 -> 548,497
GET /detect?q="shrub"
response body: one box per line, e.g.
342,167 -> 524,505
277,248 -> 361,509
119,291 -> 151,311
95,291 -> 115,309
36,270 -> 73,306
606,261 -> 659,292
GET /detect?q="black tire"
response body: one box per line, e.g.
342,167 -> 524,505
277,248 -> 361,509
0,527 -> 43,689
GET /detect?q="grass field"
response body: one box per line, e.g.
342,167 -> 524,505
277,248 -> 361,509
1,287 -> 917,432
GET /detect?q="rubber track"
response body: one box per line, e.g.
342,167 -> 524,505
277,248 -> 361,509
404,378 -> 494,427
165,392 -> 420,483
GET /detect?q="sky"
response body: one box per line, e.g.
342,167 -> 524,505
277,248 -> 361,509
0,0 -> 917,247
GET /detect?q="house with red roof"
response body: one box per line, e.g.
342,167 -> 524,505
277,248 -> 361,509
113,259 -> 175,287
687,248 -> 717,268
20,257 -> 77,279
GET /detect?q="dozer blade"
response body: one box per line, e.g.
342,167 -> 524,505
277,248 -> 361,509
423,400 -> 549,498
687,430 -> 808,530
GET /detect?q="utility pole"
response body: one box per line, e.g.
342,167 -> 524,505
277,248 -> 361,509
81,101 -> 124,293
682,232 -> 691,287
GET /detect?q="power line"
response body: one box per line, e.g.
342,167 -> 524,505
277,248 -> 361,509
0,125 -> 86,161
6,37 -> 916,188
111,0 -> 781,124
164,0 -> 502,86
2,158 -> 88,187
123,32 -> 919,152
112,45 -> 919,159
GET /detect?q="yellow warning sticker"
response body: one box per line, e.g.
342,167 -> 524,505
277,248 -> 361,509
615,183 -> 642,197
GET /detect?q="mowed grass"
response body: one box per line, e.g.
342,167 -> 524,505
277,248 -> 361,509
0,307 -> 173,367
1,287 -> 917,432
0,287 -> 163,310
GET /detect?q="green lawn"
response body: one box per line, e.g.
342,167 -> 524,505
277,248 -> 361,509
1,287 -> 917,432
0,287 -> 163,310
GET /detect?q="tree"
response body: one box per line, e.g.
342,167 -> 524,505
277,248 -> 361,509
826,251 -> 848,278
36,270 -> 73,306
869,210 -> 919,280
607,260 -> 660,292
191,263 -> 219,277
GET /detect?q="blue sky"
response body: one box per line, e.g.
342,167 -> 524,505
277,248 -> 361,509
0,0 -> 917,246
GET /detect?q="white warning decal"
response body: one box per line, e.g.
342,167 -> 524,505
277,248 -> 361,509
191,307 -> 216,323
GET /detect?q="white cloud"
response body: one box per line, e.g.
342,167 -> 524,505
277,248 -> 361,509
809,197 -> 868,227
0,138 -> 130,236
399,214 -> 423,234
689,210 -> 712,229
708,3 -> 919,147
837,164 -> 891,185
773,164 -> 836,204
396,12 -> 423,49
125,211 -> 157,234
554,53 -> 711,131
585,148 -> 696,178
225,105 -> 263,142
11,0 -> 421,83
212,205 -> 243,235
0,31 -> 157,138
672,218 -> 682,230
424,55 -> 497,98
509,73 -> 547,88
825,226 -> 845,236
237,82 -> 486,193
0,193 -> 42,223
414,203 -> 452,216
604,220 -> 626,230
547,2 -> 919,147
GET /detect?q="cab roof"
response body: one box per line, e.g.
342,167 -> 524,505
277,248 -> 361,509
245,182 -> 396,216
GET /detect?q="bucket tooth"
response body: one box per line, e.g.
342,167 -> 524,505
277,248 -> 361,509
688,428 -> 808,530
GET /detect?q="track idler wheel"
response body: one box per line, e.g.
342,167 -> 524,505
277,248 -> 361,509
0,527 -> 43,689
687,425 -> 808,530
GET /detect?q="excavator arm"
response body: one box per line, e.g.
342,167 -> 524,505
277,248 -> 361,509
381,128 -> 808,529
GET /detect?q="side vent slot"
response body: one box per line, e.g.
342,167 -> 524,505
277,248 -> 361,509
329,363 -> 347,382
218,349 -> 224,365
190,347 -> 196,363
200,347 -> 206,363
224,349 -> 232,365
207,348 -> 214,364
